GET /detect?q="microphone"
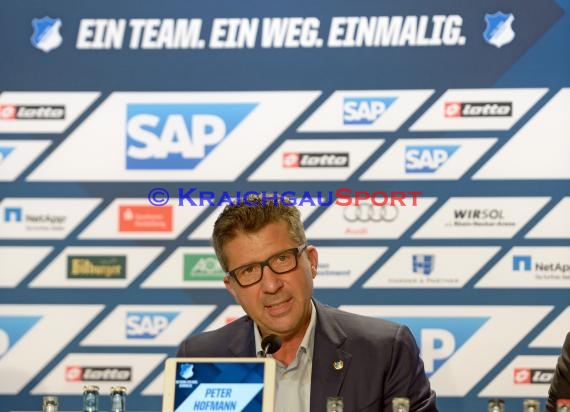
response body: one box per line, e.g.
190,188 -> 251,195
261,334 -> 281,357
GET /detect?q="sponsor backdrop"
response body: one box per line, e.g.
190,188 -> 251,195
0,0 -> 569,411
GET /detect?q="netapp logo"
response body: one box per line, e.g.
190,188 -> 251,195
0,105 -> 65,120
282,152 -> 349,168
444,102 -> 512,117
514,368 -> 554,384
65,366 -> 132,382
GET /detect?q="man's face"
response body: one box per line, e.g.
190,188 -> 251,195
223,220 -> 318,340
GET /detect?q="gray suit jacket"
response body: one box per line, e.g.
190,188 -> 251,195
177,300 -> 438,412
546,332 -> 570,412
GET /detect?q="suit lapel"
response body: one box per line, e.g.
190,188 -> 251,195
227,316 -> 256,357
310,301 -> 352,411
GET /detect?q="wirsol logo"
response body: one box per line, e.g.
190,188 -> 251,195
67,256 -> 127,279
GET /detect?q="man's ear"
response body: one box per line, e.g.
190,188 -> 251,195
307,246 -> 318,279
224,275 -> 238,300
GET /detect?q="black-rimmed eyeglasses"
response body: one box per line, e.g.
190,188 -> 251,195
227,244 -> 309,287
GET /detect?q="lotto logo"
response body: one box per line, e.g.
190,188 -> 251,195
444,102 -> 512,117
282,152 -> 349,168
343,97 -> 397,125
65,366 -> 132,381
514,368 -> 554,384
0,104 -> 65,120
126,103 -> 255,169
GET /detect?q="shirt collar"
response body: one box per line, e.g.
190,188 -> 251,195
254,300 -> 317,359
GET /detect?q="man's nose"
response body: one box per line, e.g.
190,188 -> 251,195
259,264 -> 283,293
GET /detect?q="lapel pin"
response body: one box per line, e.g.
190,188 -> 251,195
333,360 -> 344,370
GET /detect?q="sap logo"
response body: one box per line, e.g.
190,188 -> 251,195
0,316 -> 41,358
405,145 -> 459,173
126,103 -> 256,169
0,146 -> 15,162
412,254 -> 434,275
4,207 -> 22,223
125,311 -> 179,339
513,255 -> 532,271
385,317 -> 488,376
343,97 -> 397,125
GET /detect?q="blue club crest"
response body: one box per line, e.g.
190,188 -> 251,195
179,363 -> 194,379
483,12 -> 515,48
31,17 -> 63,52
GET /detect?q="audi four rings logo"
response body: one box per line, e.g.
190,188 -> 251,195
343,204 -> 399,222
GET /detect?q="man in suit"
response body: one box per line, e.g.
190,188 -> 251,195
546,332 -> 570,412
177,193 -> 437,411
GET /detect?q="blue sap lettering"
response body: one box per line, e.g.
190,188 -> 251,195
126,312 -> 178,339
384,316 -> 488,376
421,328 -> 456,373
126,103 -> 256,170
405,145 -> 459,173
343,97 -> 396,125
127,114 -> 225,160
127,114 -> 162,159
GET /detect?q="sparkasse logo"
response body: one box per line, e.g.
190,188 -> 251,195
119,205 -> 172,232
282,152 -> 349,168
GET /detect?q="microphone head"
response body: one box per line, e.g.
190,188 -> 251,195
261,334 -> 282,355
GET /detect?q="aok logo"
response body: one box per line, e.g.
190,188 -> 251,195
126,103 -> 256,169
0,316 -> 41,359
126,311 -> 179,339
385,317 -> 488,376
184,254 -> 225,281
405,145 -> 459,173
343,97 -> 397,125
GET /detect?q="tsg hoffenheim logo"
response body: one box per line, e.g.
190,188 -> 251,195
31,17 -> 63,53
180,364 -> 194,379
483,12 -> 515,48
